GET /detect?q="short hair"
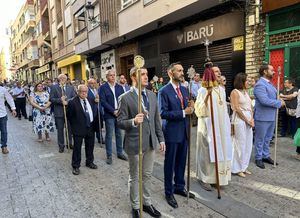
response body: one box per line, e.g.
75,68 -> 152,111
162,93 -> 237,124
129,67 -> 146,78
58,73 -> 67,81
234,73 -> 248,90
259,63 -> 270,76
167,62 -> 182,73
78,84 -> 88,92
286,78 -> 296,86
105,69 -> 115,77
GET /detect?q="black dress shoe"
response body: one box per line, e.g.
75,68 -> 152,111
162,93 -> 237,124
72,168 -> 80,175
143,205 -> 161,217
132,209 -> 140,218
86,163 -> 98,169
117,153 -> 128,161
174,189 -> 195,199
59,147 -> 64,153
165,195 -> 178,208
255,160 -> 265,169
263,157 -> 278,165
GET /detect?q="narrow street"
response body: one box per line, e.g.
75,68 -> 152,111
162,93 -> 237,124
1,114 -> 299,218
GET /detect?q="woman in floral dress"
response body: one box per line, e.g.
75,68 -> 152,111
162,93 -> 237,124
29,82 -> 54,142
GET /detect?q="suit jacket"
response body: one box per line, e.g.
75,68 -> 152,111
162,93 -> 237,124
99,82 -> 124,120
88,88 -> 98,113
117,88 -> 165,155
158,83 -> 189,143
254,78 -> 281,122
88,87 -> 101,131
50,84 -> 77,118
67,96 -> 97,137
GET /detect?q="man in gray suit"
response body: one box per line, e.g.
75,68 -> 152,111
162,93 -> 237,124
50,73 -> 77,153
117,67 -> 165,218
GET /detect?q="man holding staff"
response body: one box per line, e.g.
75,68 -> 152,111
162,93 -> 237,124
50,73 -> 76,153
158,62 -> 195,209
117,66 -> 165,218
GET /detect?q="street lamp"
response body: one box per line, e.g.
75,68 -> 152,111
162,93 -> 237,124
85,1 -> 109,31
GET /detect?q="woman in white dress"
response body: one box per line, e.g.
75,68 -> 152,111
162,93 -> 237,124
230,73 -> 254,177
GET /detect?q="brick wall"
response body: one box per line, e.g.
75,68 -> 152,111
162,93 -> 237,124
245,1 -> 266,77
269,29 -> 300,46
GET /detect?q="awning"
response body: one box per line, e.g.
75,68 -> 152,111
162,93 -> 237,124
57,55 -> 82,69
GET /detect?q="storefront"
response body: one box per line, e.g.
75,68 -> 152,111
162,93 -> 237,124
159,11 -> 245,93
264,3 -> 300,88
57,55 -> 87,82
35,63 -> 52,81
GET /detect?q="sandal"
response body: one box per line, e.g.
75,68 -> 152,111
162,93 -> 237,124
237,172 -> 246,178
244,170 -> 252,175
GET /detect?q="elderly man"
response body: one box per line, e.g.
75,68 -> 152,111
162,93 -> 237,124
99,70 -> 127,164
118,67 -> 165,218
88,79 -> 104,144
67,85 -> 98,175
50,73 -> 77,153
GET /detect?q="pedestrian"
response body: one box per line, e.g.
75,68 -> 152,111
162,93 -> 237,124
87,78 -> 104,144
119,74 -> 130,93
12,81 -> 27,120
158,62 -> 195,209
99,69 -> 127,164
220,75 -> 226,89
117,67 -> 165,218
190,73 -> 201,99
253,63 -> 285,169
0,86 -> 17,154
29,82 -> 54,142
67,85 -> 98,175
50,73 -> 77,153
294,89 -> 300,161
230,73 -> 254,177
194,65 -> 232,191
279,79 -> 298,137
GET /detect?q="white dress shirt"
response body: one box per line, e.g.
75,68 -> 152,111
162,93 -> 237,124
12,87 -> 26,98
80,98 -> 94,123
0,87 -> 16,118
109,83 -> 118,110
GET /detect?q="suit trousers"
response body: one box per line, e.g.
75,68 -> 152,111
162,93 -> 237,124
55,117 -> 72,148
128,148 -> 155,210
72,127 -> 95,168
164,139 -> 188,196
15,98 -> 27,118
254,120 -> 275,160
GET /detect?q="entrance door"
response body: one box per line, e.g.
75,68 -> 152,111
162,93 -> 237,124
289,46 -> 300,87
120,55 -> 134,84
270,49 -> 284,90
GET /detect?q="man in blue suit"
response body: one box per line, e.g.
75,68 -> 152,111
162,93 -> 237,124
119,74 -> 130,93
254,63 -> 285,169
99,69 -> 127,165
158,62 -> 195,209
87,78 -> 104,144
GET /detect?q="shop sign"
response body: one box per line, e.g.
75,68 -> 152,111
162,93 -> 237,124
101,49 -> 116,79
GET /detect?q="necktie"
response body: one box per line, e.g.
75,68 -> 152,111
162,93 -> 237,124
83,100 -> 91,127
176,87 -> 184,109
142,91 -> 149,111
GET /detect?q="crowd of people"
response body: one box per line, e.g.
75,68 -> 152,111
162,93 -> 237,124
0,61 -> 299,218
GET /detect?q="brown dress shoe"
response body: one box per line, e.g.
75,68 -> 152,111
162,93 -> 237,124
1,147 -> 9,154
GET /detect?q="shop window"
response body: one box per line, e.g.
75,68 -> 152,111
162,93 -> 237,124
289,47 -> 300,87
269,7 -> 300,32
74,7 -> 86,36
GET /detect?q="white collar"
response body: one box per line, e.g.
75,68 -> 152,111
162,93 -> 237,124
171,82 -> 180,91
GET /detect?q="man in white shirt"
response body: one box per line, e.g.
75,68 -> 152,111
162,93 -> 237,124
12,81 -> 27,120
0,86 -> 17,154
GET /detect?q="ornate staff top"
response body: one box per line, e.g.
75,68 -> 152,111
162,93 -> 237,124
134,55 -> 145,68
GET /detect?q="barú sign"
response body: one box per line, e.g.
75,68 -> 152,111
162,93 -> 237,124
160,12 -> 244,53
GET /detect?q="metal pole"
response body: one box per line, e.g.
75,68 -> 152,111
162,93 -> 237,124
274,66 -> 281,167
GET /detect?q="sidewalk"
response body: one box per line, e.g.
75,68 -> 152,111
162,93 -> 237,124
0,115 -> 223,218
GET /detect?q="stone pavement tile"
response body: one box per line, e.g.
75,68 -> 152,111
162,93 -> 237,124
279,199 -> 300,218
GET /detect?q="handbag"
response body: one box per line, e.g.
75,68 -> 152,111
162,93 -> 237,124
286,107 -> 296,117
293,128 -> 300,147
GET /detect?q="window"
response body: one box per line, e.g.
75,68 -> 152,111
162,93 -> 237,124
144,0 -> 155,5
269,7 -> 300,32
74,7 -> 86,36
121,0 -> 138,9
67,25 -> 73,42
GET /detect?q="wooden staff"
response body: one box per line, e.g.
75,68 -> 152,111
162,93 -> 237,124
209,90 -> 221,199
274,66 -> 281,167
61,85 -> 70,153
134,55 -> 145,217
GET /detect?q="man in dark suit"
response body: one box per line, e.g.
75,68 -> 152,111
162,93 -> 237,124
99,69 -> 127,164
158,62 -> 195,209
118,67 -> 165,218
67,85 -> 98,175
88,78 -> 104,144
50,73 -> 77,153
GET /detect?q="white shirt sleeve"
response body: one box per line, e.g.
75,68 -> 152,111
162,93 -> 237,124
4,89 -> 16,110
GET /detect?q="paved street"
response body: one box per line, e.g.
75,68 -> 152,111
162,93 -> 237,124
0,114 -> 299,218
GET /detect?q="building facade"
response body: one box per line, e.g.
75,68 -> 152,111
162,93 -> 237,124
0,49 -> 7,81
10,0 -> 39,82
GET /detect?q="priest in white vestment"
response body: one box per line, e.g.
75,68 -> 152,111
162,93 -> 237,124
194,66 -> 232,191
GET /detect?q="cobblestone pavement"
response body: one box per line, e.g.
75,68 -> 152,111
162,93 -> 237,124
0,115 -> 223,218
1,114 -> 299,218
